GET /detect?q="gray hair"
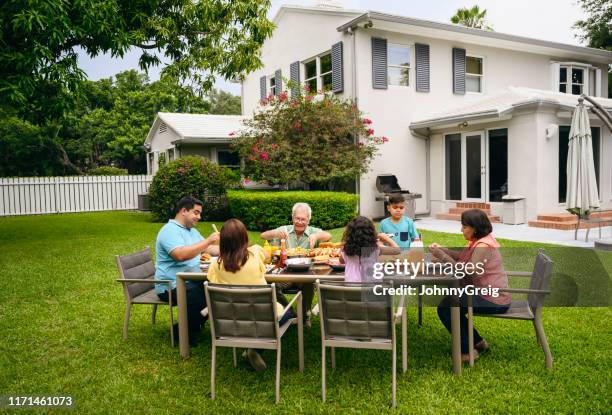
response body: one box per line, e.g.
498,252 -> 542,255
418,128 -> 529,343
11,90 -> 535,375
292,202 -> 312,220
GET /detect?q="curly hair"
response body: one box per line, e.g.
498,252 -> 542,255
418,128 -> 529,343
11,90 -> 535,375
342,216 -> 378,256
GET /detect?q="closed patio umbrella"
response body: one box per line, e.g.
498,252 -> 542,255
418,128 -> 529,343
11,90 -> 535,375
566,97 -> 599,217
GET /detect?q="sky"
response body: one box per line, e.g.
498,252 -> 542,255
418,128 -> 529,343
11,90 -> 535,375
77,0 -> 587,96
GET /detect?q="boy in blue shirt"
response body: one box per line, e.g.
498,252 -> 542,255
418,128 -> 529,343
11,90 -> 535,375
379,195 -> 418,250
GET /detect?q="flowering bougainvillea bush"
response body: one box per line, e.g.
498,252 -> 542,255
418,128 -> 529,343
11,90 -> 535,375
231,87 -> 388,188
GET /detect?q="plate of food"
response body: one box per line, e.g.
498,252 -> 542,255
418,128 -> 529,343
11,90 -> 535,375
285,257 -> 312,272
327,257 -> 345,272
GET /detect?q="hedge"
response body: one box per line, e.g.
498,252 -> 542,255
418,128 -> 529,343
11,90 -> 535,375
149,156 -> 238,222
87,166 -> 128,176
228,190 -> 358,231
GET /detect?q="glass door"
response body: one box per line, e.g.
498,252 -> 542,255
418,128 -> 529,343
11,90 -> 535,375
462,131 -> 485,202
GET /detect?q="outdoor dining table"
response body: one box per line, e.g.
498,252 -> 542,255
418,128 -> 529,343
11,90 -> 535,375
175,265 -> 463,375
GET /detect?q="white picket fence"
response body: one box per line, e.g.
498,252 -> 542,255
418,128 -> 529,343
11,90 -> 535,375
0,175 -> 153,216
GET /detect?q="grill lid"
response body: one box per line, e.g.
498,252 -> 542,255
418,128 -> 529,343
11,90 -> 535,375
376,174 -> 409,194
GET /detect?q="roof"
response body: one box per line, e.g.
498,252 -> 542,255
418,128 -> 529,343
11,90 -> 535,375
337,11 -> 612,63
410,87 -> 612,131
144,113 -> 248,146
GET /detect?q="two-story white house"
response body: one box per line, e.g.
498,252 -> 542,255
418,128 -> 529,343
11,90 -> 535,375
241,3 -> 612,223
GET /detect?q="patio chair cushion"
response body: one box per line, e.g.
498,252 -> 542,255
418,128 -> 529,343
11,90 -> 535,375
474,300 -> 533,320
132,288 -> 168,305
118,249 -> 156,298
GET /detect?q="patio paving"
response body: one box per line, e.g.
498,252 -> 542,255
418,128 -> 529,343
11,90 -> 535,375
414,216 -> 611,248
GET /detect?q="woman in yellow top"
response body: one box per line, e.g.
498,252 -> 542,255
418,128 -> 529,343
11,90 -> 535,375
207,218 -> 293,372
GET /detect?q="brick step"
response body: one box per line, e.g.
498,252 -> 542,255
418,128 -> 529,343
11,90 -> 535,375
456,202 -> 491,209
449,207 -> 491,215
528,219 -> 612,230
536,214 -> 576,222
436,213 -> 501,223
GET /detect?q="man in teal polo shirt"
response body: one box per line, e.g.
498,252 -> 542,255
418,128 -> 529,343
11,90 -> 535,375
155,196 -> 219,342
261,203 -> 332,325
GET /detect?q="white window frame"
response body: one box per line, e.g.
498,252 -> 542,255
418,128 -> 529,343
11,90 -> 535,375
558,62 -> 593,95
268,75 -> 276,96
466,54 -> 485,94
387,43 -> 412,87
303,51 -> 332,93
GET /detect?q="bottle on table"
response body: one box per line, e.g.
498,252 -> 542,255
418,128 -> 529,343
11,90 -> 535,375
263,240 -> 272,264
280,239 -> 287,268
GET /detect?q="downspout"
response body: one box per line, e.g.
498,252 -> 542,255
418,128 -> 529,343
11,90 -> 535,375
412,129 -> 431,217
346,25 -> 361,212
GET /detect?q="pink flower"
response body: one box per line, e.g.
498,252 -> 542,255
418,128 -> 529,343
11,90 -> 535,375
271,143 -> 278,150
382,136 -> 389,143
367,128 -> 374,136
303,85 -> 311,92
251,145 -> 259,153
294,120 -> 302,130
259,99 -> 268,106
259,152 -> 269,161
363,118 -> 372,125
305,95 -> 313,102
247,155 -> 255,161
243,178 -> 252,184
279,91 -> 288,101
267,93 -> 275,101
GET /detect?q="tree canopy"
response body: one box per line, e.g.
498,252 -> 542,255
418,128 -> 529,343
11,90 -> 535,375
450,5 -> 493,30
574,0 -> 612,51
0,0 -> 273,122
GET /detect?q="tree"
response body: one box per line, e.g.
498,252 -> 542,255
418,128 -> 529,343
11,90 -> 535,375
574,0 -> 612,51
450,5 -> 493,30
208,89 -> 242,115
231,87 -> 388,188
1,0 -> 274,122
60,70 -> 212,173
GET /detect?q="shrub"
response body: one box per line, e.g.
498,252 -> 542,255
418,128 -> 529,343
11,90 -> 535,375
228,190 -> 358,231
149,156 -> 237,222
87,166 -> 128,176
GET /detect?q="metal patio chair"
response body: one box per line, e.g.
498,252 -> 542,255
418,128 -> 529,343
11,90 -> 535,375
116,247 -> 175,346
316,280 -> 406,408
204,282 -> 304,404
467,249 -> 554,369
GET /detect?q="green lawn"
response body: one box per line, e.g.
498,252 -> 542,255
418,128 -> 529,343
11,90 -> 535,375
0,211 -> 610,414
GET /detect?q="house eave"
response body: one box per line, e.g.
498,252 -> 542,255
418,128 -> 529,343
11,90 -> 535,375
172,137 -> 232,145
337,11 -> 612,63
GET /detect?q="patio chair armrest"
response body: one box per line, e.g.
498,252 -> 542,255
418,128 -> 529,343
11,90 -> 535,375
506,271 -> 532,277
116,278 -> 169,285
394,294 -> 407,323
280,291 -> 302,320
499,288 -> 550,294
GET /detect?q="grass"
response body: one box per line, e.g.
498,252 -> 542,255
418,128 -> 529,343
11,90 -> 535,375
0,211 -> 610,414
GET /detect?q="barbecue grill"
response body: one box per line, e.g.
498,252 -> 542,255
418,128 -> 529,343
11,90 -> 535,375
375,174 -> 422,219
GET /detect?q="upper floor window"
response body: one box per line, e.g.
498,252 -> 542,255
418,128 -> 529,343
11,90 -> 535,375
269,75 -> 276,96
304,52 -> 332,92
388,43 -> 410,86
466,56 -> 483,93
559,66 -> 584,95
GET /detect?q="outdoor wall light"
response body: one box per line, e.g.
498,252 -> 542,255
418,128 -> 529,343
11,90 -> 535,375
545,124 -> 558,139
458,121 -> 468,128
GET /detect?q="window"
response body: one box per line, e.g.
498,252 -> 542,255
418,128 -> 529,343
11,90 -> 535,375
217,150 -> 240,168
388,44 -> 410,86
167,148 -> 174,162
269,75 -> 276,96
559,65 -> 585,95
303,52 -> 332,92
558,126 -> 600,203
466,56 -> 483,93
488,129 -> 508,202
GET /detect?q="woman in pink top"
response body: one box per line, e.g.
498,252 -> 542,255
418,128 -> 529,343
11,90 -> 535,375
429,209 -> 511,362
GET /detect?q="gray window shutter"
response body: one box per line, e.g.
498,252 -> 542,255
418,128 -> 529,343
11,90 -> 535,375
331,41 -> 344,93
260,76 -> 267,100
415,43 -> 430,92
372,37 -> 388,89
453,47 -> 466,95
275,69 -> 282,96
290,61 -> 300,98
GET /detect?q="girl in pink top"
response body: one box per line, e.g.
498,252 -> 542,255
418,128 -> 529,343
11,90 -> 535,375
429,209 -> 511,362
340,216 -> 399,282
